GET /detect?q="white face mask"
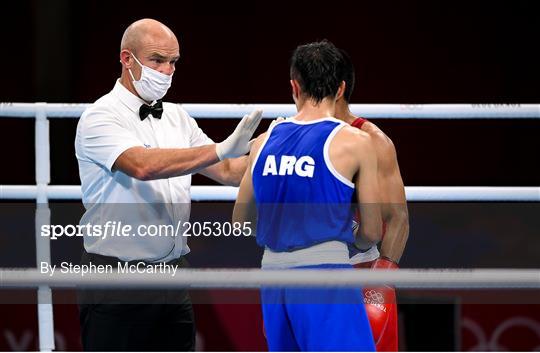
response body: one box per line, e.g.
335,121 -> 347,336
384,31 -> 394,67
128,53 -> 173,102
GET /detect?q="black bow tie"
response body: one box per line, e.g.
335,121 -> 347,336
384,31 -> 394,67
139,100 -> 163,120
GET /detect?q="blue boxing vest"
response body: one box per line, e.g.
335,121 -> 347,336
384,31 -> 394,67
252,117 -> 355,252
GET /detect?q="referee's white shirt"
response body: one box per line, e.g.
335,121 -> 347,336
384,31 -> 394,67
75,80 -> 213,262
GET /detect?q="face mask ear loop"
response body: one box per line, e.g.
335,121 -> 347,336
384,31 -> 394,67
128,52 -> 143,82
131,53 -> 143,67
128,68 -> 137,82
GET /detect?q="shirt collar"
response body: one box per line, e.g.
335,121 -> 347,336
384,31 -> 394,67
112,79 -> 149,113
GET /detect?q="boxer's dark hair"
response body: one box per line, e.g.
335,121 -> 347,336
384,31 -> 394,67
290,40 -> 346,104
339,48 -> 355,102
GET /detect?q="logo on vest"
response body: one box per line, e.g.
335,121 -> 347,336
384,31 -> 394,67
262,155 -> 315,178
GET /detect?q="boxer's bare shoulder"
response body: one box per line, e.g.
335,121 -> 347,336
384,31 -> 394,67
334,125 -> 376,159
361,121 -> 399,174
361,122 -> 394,151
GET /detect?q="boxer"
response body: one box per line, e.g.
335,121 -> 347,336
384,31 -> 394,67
336,49 -> 409,351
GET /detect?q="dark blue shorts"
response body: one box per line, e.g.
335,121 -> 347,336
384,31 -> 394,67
261,263 -> 375,351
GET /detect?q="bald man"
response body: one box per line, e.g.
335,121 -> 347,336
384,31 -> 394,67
335,49 -> 409,351
75,19 -> 261,351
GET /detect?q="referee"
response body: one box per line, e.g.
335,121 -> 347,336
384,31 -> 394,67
75,18 -> 262,351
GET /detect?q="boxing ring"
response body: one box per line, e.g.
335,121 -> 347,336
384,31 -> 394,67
0,102 -> 539,351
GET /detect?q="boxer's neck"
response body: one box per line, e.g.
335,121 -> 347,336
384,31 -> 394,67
294,96 -> 336,121
335,100 -> 357,125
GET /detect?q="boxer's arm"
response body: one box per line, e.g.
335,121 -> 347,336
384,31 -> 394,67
373,135 -> 409,263
232,165 -> 257,233
232,134 -> 266,234
199,156 -> 248,186
355,135 -> 383,246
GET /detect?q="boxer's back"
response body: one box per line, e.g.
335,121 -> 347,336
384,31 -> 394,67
251,117 -> 355,252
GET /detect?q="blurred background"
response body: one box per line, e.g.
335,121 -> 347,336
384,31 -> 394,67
0,0 -> 539,351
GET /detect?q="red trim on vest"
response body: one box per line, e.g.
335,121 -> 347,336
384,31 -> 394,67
351,117 -> 368,129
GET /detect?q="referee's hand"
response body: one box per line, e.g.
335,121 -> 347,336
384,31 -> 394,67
216,109 -> 263,160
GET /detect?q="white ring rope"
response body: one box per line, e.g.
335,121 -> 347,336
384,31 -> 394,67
1,269 -> 539,289
1,103 -> 539,119
0,185 -> 538,201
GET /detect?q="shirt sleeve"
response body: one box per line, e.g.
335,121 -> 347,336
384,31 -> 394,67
77,109 -> 144,172
177,105 -> 215,147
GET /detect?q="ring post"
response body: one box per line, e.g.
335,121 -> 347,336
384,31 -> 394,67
35,103 -> 55,352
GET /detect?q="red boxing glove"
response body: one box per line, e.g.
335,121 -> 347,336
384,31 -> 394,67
363,257 -> 399,351
371,257 -> 398,270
